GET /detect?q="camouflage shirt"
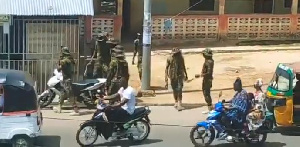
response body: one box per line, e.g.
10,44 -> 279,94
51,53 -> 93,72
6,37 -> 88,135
60,56 -> 75,79
134,38 -> 142,51
165,55 -> 187,81
107,58 -> 129,85
201,58 -> 214,79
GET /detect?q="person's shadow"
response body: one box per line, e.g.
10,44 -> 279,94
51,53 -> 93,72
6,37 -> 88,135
35,136 -> 61,147
93,139 -> 163,147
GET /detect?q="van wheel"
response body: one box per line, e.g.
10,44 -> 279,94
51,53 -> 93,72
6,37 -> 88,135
12,135 -> 33,147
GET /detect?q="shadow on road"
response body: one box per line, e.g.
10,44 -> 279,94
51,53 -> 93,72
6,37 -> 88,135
94,139 -> 163,147
155,84 -> 269,95
35,135 -> 61,147
210,142 -> 286,147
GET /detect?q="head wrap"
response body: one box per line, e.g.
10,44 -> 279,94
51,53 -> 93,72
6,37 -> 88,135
254,78 -> 263,88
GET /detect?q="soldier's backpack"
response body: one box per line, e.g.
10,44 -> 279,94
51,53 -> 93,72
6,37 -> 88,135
114,59 -> 129,80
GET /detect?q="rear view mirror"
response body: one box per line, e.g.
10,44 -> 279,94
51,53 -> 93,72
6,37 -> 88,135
218,91 -> 223,98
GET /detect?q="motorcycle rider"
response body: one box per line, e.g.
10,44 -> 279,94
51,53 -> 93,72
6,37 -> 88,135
223,77 -> 252,139
104,77 -> 136,134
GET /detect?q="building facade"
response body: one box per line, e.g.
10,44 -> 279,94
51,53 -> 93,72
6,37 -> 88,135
129,0 -> 300,44
0,0 -> 94,92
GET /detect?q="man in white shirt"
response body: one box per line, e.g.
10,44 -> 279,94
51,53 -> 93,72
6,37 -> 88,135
104,77 -> 136,131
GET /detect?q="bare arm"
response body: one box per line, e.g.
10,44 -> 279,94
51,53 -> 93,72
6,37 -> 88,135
104,93 -> 121,101
110,98 -> 129,108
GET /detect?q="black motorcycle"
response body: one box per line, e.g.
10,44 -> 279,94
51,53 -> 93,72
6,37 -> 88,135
76,107 -> 151,146
38,78 -> 106,109
71,79 -> 107,109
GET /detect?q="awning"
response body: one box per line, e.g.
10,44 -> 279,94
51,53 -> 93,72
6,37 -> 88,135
0,0 -> 94,16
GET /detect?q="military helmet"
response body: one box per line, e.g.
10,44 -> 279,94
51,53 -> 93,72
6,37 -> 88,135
106,38 -> 118,47
171,47 -> 181,54
202,48 -> 213,57
112,45 -> 124,52
61,46 -> 70,55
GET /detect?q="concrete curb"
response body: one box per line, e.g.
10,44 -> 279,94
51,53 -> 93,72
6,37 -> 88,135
124,47 -> 300,56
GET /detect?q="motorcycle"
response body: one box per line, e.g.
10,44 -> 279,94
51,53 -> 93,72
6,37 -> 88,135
190,91 -> 270,147
76,106 -> 151,146
38,69 -> 107,109
38,69 -> 64,108
71,78 -> 107,109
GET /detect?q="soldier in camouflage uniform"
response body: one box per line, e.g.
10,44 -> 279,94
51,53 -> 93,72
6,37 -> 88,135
137,41 -> 143,80
165,48 -> 188,111
106,45 -> 129,97
54,46 -> 78,115
201,48 -> 214,114
132,33 -> 142,65
93,33 -> 109,78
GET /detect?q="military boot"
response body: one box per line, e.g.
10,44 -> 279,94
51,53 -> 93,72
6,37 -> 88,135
53,105 -> 62,113
177,101 -> 185,111
174,101 -> 178,108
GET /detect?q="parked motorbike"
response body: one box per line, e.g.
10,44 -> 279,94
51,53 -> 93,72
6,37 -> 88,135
38,69 -> 64,108
190,91 -> 270,147
38,69 -> 107,109
71,78 -> 107,109
76,106 -> 151,146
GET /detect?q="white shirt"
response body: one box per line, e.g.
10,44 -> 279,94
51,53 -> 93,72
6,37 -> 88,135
118,86 -> 136,115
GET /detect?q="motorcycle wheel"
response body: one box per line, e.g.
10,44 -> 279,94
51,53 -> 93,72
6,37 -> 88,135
264,119 -> 274,131
190,125 -> 215,147
76,123 -> 98,146
245,133 -> 267,145
128,119 -> 151,143
38,90 -> 55,108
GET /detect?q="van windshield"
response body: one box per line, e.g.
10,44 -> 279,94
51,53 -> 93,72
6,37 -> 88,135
269,68 -> 290,92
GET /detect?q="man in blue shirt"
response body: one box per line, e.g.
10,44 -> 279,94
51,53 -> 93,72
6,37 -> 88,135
225,78 -> 251,134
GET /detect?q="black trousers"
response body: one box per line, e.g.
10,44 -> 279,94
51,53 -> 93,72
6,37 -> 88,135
109,107 -> 130,129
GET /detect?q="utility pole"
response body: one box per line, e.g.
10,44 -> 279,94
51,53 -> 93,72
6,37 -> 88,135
141,0 -> 152,90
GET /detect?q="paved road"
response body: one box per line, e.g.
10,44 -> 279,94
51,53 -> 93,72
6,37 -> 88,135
1,107 -> 299,147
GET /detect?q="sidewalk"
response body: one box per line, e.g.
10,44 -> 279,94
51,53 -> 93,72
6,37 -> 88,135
123,44 -> 300,56
72,45 -> 300,108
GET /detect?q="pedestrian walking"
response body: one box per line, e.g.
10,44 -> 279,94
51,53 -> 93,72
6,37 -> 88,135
201,48 -> 214,114
132,33 -> 142,65
54,46 -> 79,115
165,47 -> 188,111
106,45 -> 129,97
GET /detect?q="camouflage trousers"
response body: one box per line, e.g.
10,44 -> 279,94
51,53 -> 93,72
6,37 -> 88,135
137,63 -> 142,80
170,78 -> 183,102
202,78 -> 213,106
93,62 -> 110,78
59,79 -> 76,106
107,81 -> 121,96
93,62 -> 103,78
